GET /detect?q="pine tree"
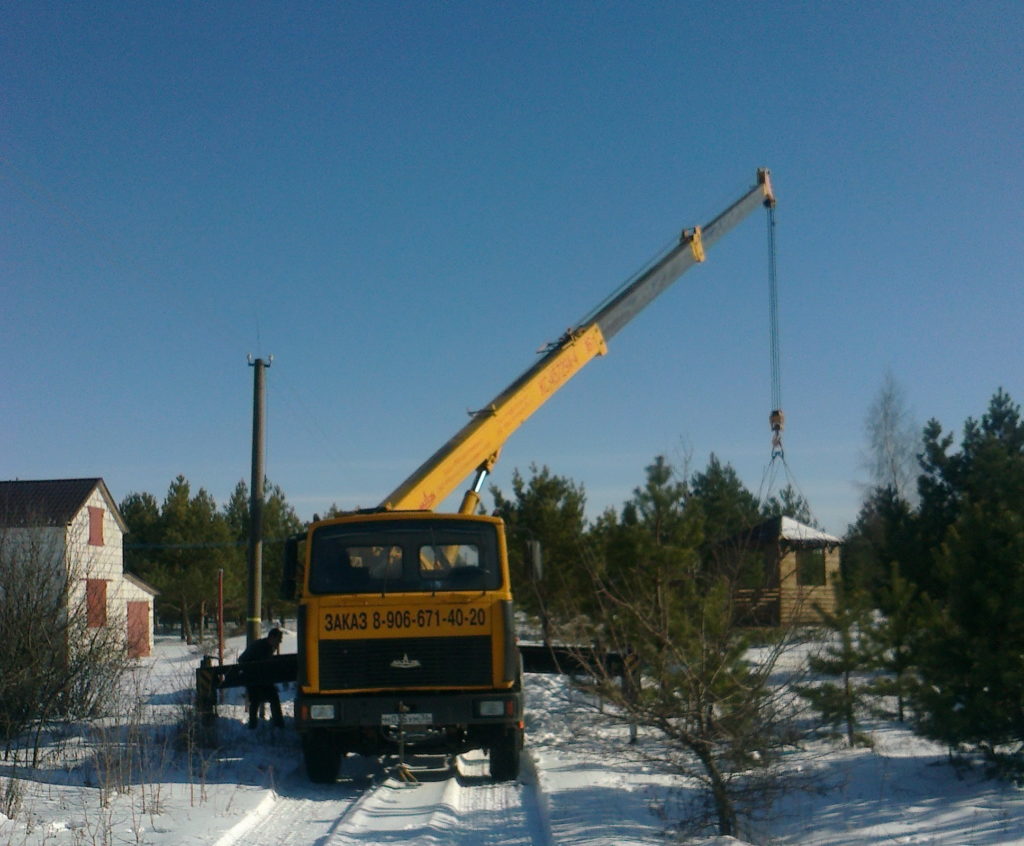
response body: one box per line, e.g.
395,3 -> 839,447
489,463 -> 588,629
120,491 -> 162,581
860,563 -> 921,722
842,485 -> 916,602
689,454 -> 763,593
799,585 -> 874,746
690,454 -> 761,546
910,390 -> 1024,763
564,455 -> 802,838
914,502 -> 1024,753
136,476 -> 237,642
620,455 -> 689,543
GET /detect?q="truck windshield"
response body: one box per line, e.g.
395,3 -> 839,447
308,519 -> 502,595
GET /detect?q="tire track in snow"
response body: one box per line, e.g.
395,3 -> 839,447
215,760 -> 369,846
230,751 -> 555,846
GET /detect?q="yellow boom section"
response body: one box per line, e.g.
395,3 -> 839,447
380,169 -> 774,515
382,323 -> 608,511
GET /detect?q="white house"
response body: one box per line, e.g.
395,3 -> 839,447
0,478 -> 158,657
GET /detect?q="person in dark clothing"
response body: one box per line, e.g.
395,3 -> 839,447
239,627 -> 285,729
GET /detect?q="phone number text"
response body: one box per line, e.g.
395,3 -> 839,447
322,607 -> 487,633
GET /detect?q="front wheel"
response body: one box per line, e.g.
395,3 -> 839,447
302,732 -> 342,783
489,727 -> 523,782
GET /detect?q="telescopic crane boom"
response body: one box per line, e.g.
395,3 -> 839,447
382,168 -> 775,514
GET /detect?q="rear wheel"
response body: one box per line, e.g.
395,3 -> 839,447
302,732 -> 342,783
489,727 -> 523,782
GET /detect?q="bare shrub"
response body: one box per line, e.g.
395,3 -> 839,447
0,524 -> 132,765
0,772 -> 24,820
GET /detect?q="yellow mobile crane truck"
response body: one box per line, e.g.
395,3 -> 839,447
278,170 -> 775,783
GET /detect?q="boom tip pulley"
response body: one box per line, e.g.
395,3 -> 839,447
758,168 -> 776,208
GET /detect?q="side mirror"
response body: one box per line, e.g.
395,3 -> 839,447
526,539 -> 543,581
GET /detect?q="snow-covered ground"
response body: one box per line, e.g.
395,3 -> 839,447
2,631 -> 1023,845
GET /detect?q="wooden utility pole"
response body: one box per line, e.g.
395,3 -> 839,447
246,355 -> 271,645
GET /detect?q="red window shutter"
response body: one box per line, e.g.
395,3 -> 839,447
87,579 -> 107,628
127,602 -> 150,657
88,506 -> 104,546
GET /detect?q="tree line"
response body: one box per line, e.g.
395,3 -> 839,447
120,477 -> 303,642
838,386 -> 1024,773
121,447 -> 808,646
487,386 -> 1024,833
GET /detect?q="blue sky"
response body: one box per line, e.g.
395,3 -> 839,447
3,2 -> 1022,535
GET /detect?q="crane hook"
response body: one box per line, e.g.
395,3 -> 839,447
769,408 -> 785,459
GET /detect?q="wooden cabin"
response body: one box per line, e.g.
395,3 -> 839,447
729,515 -> 842,627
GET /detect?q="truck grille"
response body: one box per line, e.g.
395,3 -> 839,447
319,636 -> 492,690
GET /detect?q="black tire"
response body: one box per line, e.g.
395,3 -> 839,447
302,732 -> 342,783
489,728 -> 523,782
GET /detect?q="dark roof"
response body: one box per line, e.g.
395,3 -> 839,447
0,478 -> 107,528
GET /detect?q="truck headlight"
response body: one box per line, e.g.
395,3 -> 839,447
309,704 -> 336,720
477,700 -> 505,717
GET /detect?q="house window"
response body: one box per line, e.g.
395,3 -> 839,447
796,548 -> 826,587
86,579 -> 107,627
88,506 -> 104,546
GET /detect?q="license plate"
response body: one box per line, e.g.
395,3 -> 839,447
381,712 -> 433,726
